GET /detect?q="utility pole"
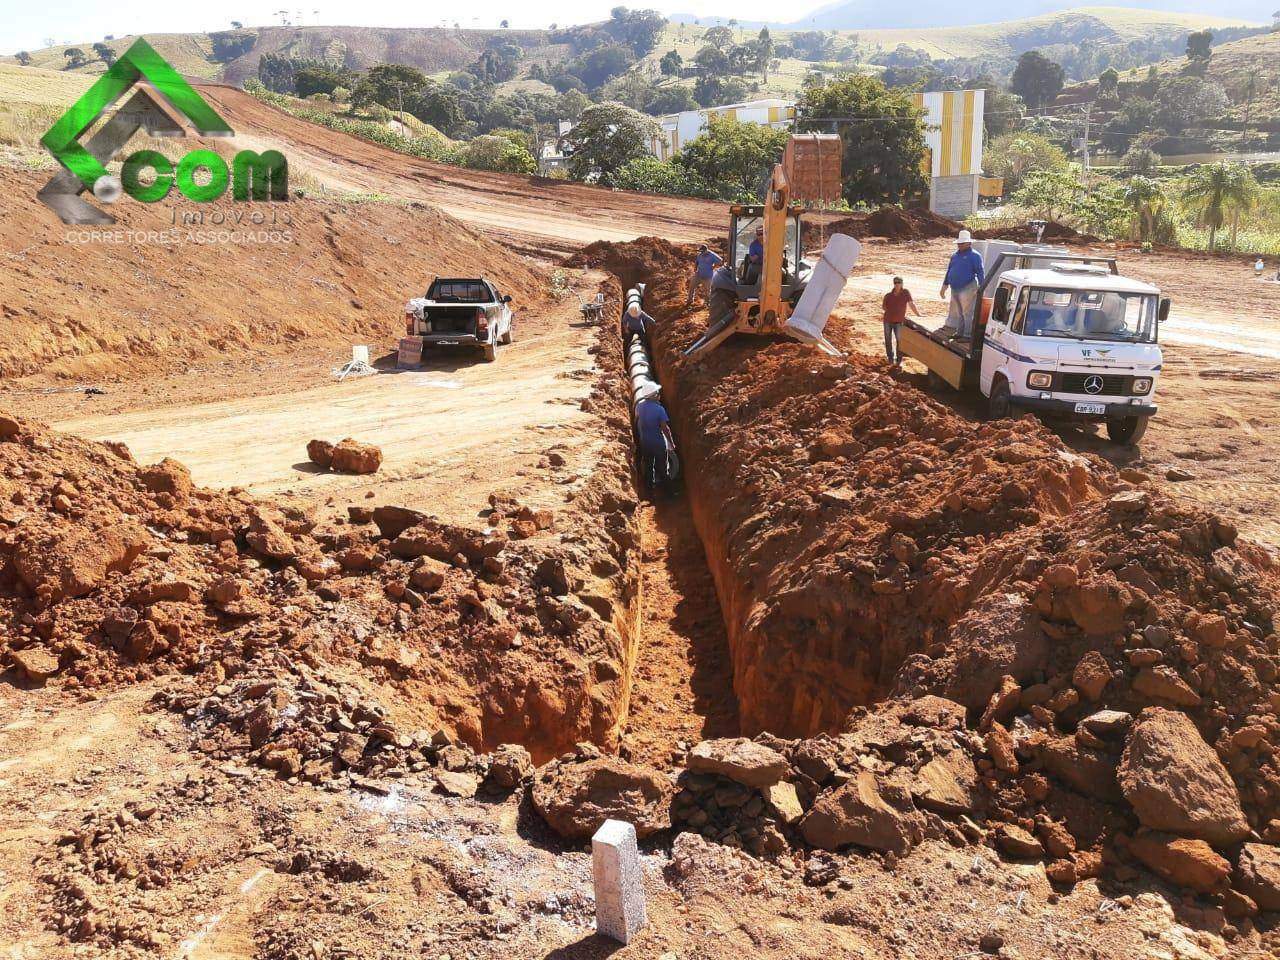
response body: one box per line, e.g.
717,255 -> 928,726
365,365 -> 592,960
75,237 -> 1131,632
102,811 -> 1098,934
1079,102 -> 1092,185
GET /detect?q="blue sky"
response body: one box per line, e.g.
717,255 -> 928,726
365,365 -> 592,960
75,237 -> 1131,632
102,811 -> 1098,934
3,1 -> 815,54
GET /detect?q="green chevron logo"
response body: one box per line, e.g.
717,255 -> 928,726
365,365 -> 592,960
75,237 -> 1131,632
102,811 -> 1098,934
40,38 -> 287,224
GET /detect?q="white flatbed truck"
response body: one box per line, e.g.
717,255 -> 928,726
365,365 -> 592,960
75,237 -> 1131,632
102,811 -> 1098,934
899,241 -> 1170,445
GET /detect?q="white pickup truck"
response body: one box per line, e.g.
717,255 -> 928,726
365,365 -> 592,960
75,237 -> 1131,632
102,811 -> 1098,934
404,277 -> 514,363
899,241 -> 1169,445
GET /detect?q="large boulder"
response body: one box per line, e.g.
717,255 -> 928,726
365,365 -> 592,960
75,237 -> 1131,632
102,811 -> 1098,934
532,756 -> 673,840
1129,832 -> 1231,893
1235,843 -> 1280,911
330,438 -> 383,475
12,521 -> 150,604
372,505 -> 428,539
908,749 -> 978,815
686,738 -> 789,789
1117,708 -> 1248,846
799,770 -> 924,854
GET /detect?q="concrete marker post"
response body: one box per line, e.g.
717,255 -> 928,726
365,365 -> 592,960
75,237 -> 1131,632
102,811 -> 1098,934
591,818 -> 647,944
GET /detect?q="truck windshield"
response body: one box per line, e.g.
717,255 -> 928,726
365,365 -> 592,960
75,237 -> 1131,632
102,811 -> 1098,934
427,280 -> 489,303
1021,287 -> 1158,343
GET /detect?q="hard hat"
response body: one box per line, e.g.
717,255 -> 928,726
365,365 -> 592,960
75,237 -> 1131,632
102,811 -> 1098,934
955,229 -> 973,244
627,303 -> 641,317
636,381 -> 661,401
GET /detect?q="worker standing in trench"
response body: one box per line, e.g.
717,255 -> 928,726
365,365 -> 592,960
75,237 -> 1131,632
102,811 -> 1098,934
634,382 -> 676,490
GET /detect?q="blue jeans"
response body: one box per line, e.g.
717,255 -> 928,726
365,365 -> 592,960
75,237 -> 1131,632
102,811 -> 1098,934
883,322 -> 901,363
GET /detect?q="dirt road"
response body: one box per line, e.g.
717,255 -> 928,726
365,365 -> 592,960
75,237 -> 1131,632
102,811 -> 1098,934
53,286 -> 605,526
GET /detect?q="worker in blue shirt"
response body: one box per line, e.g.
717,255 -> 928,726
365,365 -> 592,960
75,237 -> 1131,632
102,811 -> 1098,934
634,382 -> 675,488
743,225 -> 764,284
621,302 -> 654,344
940,229 -> 985,340
687,244 -> 724,306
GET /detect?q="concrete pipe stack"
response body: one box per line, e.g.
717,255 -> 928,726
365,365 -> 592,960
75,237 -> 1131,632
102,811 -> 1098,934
624,286 -> 660,409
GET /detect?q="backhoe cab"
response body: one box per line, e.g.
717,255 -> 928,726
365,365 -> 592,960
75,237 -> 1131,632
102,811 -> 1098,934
685,134 -> 844,358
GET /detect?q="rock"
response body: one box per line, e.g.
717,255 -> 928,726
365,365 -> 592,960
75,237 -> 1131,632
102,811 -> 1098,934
979,931 -> 1004,954
1064,577 -> 1131,636
1109,490 -> 1148,513
1072,650 -> 1111,701
409,557 -> 450,592
1118,708 -> 1248,846
306,439 -> 334,468
11,646 -> 59,682
532,757 -> 673,840
1165,467 -> 1196,482
435,771 -> 479,799
244,508 -> 299,562
996,824 -> 1044,860
900,695 -> 967,731
766,782 -> 804,824
372,505 -> 428,539
1132,666 -> 1201,706
1221,888 -> 1258,919
1129,832 -> 1230,893
330,438 -> 382,475
979,675 -> 1021,731
484,744 -> 534,791
1080,710 -> 1132,738
687,738 -> 789,789
1191,614 -> 1228,649
909,749 -> 978,814
1035,735 -> 1123,803
799,771 -> 924,854
1036,820 -> 1076,859
347,505 -> 373,524
985,723 -> 1018,773
12,521 -> 149,604
0,414 -> 21,439
334,733 -> 367,769
338,545 -> 378,572
139,458 -> 193,499
1235,843 -> 1280,911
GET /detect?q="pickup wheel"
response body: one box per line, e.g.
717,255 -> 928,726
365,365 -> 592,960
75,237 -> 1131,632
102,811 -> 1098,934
500,320 -> 514,345
1106,414 -> 1148,446
482,342 -> 498,363
986,378 -> 1012,420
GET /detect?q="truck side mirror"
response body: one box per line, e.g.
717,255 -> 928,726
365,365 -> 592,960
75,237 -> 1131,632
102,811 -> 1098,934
1158,297 -> 1170,323
993,287 -> 1010,323
502,295 -> 512,303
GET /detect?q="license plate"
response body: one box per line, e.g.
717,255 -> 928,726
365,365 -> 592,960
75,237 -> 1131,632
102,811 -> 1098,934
436,340 -> 459,346
1074,402 -> 1106,415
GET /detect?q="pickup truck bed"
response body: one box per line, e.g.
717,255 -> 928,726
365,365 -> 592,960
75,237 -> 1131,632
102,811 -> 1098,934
899,318 -> 978,389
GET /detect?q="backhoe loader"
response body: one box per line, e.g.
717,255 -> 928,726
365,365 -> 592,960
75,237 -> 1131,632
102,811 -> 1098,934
684,133 -> 847,358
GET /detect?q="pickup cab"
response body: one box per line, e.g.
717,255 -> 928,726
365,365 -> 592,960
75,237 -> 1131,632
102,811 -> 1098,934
405,277 -> 513,363
899,241 -> 1169,445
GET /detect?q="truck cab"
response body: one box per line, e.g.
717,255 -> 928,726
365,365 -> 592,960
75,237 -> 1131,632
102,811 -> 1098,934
899,241 -> 1169,445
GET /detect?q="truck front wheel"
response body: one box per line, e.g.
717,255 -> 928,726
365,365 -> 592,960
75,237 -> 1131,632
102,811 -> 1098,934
986,379 -> 1012,420
482,341 -> 497,362
1106,415 -> 1148,445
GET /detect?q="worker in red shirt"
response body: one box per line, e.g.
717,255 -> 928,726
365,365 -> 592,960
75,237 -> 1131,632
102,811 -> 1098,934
881,276 -> 921,367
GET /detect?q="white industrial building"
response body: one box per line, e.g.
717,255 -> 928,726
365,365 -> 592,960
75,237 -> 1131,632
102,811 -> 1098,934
647,98 -> 796,161
912,90 -> 986,218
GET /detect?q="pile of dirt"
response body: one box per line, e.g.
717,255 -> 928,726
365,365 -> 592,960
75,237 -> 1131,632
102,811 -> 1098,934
576,236 -> 1280,920
825,207 -> 966,243
0,167 -> 548,381
0,325 -> 642,761
972,220 -> 1096,244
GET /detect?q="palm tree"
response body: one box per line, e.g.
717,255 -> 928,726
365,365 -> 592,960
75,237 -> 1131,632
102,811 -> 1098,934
1123,176 -> 1165,243
1181,162 -> 1257,250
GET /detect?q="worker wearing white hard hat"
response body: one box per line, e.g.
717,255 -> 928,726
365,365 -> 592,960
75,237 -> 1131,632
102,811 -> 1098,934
622,300 -> 655,344
940,229 -> 985,341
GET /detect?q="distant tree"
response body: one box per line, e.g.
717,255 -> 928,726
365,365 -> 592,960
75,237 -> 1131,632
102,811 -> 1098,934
567,42 -> 633,88
1181,161 -> 1257,249
693,74 -> 748,107
965,76 -> 1022,138
294,63 -> 351,98
258,52 -> 300,93
1102,96 -> 1158,152
91,42 -> 116,66
15,51 -> 31,66
1010,50 -> 1064,109
1121,144 -> 1161,176
612,155 -> 715,197
1123,176 -> 1166,242
797,74 -> 927,207
983,131 -> 1068,192
331,85 -> 351,104
602,72 -> 659,111
231,20 -> 243,28
1097,67 -> 1119,101
63,47 -> 88,68
645,84 -> 697,114
605,7 -> 665,56
693,45 -> 730,77
676,115 -> 788,201
1155,76 -> 1229,136
757,28 -> 774,82
500,19 -> 509,28
704,26 -> 733,51
470,44 -> 523,84
790,31 -> 832,60
563,101 -> 659,182
659,49 -> 682,76
462,134 -> 535,173
557,87 -> 590,120
1185,30 -> 1213,62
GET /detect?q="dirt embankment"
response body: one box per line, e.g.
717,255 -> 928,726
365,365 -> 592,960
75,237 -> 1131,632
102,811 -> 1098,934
0,168 -> 546,382
0,279 -> 643,763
